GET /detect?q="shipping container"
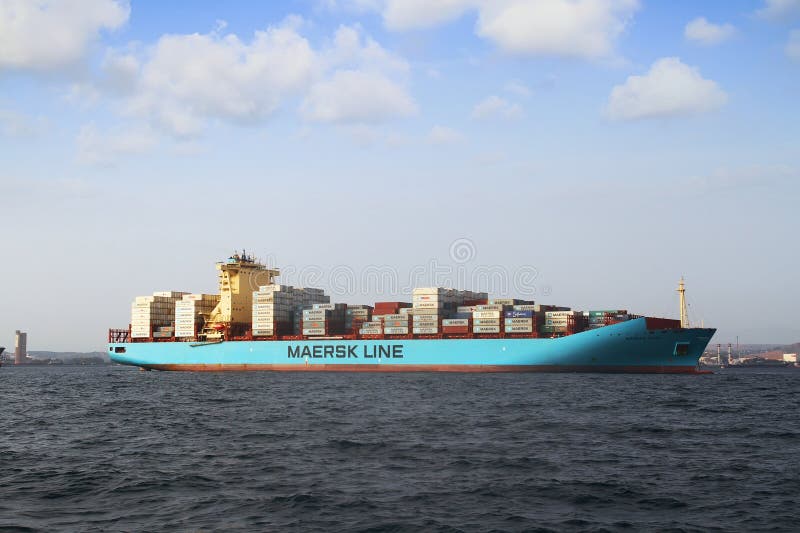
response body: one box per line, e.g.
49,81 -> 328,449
505,318 -> 533,326
505,325 -> 533,333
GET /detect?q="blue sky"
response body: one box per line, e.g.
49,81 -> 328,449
1,0 -> 798,351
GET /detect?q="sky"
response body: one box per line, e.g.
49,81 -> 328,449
1,0 -> 799,351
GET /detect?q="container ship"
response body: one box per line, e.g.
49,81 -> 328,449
108,253 -> 716,373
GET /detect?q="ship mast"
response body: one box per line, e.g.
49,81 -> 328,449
677,277 -> 689,328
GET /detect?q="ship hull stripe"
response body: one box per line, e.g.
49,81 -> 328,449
142,363 -> 708,374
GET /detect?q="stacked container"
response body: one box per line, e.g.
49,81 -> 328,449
345,305 -> 373,332
504,309 -> 535,334
586,310 -> 629,329
302,303 -> 347,336
175,293 -> 220,338
383,313 -> 410,335
253,285 -> 294,337
131,292 -> 188,338
359,320 -> 384,336
441,318 -> 470,335
372,301 -> 411,321
253,285 -> 329,337
541,310 -> 587,334
412,288 -> 487,334
153,326 -> 174,339
472,304 -> 503,334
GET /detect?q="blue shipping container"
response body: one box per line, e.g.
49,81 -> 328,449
505,310 -> 533,318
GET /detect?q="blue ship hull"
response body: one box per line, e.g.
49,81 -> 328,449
108,318 -> 716,373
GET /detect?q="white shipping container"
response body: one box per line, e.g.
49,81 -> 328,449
513,305 -> 537,311
442,319 -> 469,326
303,328 -> 327,335
152,291 -> 186,298
412,327 -> 438,334
473,311 -> 501,319
505,318 -> 533,326
413,287 -> 447,295
545,311 -> 578,317
384,327 -> 410,335
360,328 -> 383,335
473,318 -> 500,325
475,304 -> 504,311
413,301 -> 442,309
473,325 -> 500,333
412,295 -> 442,302
505,325 -> 533,333
381,314 -> 406,321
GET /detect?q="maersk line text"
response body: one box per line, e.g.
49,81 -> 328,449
288,345 -> 404,359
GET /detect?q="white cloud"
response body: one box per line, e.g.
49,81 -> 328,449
301,70 -> 417,123
383,0 -> 475,30
0,108 -> 47,137
757,0 -> 800,19
350,0 -> 639,59
476,0 -> 639,59
100,49 -> 141,95
77,123 -> 157,165
0,0 -> 129,71
684,17 -> 736,46
505,80 -> 531,97
120,19 -> 316,137
605,57 -> 727,121
427,125 -> 464,144
321,25 -> 409,75
787,29 -> 800,60
471,95 -> 523,119
301,25 -> 416,124
94,21 -> 414,134
318,0 -> 383,14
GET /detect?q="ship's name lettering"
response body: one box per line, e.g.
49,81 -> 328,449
287,344 -> 404,359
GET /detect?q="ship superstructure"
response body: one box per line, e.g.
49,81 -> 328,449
203,251 -> 279,338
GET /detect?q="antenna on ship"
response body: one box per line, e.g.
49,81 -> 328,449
677,277 -> 689,328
